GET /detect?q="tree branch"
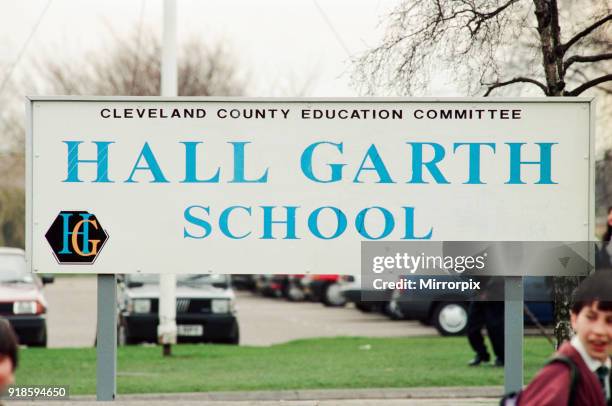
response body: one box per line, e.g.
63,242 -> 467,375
564,53 -> 612,74
483,77 -> 548,96
466,0 -> 519,37
561,14 -> 612,54
567,74 -> 612,96
598,86 -> 612,95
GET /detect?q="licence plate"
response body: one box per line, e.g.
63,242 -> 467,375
177,325 -> 203,336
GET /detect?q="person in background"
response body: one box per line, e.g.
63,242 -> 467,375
0,318 -> 18,393
466,276 -> 504,367
516,271 -> 612,406
597,207 -> 612,269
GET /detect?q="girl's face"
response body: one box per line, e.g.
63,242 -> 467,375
608,210 -> 612,226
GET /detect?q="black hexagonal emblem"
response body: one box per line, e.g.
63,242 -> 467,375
45,211 -> 109,264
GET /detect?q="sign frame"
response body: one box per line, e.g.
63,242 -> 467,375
25,96 -> 596,275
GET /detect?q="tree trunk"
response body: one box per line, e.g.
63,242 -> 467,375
552,276 -> 581,346
533,0 -> 579,347
533,0 -> 564,95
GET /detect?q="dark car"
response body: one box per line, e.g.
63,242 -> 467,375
339,275 -> 394,315
0,247 -> 53,347
254,275 -> 289,298
231,274 -> 256,291
285,275 -> 307,301
388,275 -> 553,336
301,274 -> 347,307
117,273 -> 239,345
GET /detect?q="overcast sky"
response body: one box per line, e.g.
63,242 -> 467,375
1,0 -> 412,97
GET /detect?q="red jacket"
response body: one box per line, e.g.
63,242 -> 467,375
519,341 -> 608,406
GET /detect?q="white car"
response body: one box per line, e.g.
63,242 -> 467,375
117,274 -> 239,345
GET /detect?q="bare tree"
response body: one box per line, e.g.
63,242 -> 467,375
0,187 -> 25,248
355,0 -> 611,345
0,77 -> 27,248
355,0 -> 610,97
37,30 -> 246,97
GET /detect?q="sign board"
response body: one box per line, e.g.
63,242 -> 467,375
27,98 -> 594,274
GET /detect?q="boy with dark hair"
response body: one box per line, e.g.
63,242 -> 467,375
0,318 -> 18,392
517,271 -> 612,405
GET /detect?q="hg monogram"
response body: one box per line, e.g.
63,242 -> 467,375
45,211 -> 109,264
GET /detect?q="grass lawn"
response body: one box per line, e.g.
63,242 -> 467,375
16,336 -> 556,395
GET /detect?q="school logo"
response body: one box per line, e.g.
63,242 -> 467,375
45,211 -> 109,264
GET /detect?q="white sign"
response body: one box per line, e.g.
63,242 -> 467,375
27,98 -> 593,274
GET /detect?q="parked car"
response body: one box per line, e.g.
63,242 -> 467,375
302,274 -> 347,307
117,273 -> 239,345
254,275 -> 288,297
0,247 -> 53,347
389,275 -> 553,336
284,275 -> 307,301
339,275 -> 394,315
231,274 -> 256,291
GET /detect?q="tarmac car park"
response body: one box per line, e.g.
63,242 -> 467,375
117,273 -> 239,345
0,247 -> 53,347
238,272 -> 555,340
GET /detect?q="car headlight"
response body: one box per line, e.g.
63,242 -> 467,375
132,299 -> 151,313
13,301 -> 38,315
211,299 -> 230,314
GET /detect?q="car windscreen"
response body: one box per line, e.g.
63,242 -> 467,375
0,254 -> 34,283
126,274 -> 228,286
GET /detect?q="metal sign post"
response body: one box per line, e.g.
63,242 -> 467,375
96,274 -> 117,400
158,0 -> 178,357
504,276 -> 524,393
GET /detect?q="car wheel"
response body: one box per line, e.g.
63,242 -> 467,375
30,326 -> 47,347
223,321 -> 240,345
117,320 -> 137,345
322,283 -> 347,307
287,285 -> 305,302
432,302 -> 468,336
117,324 -> 127,346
